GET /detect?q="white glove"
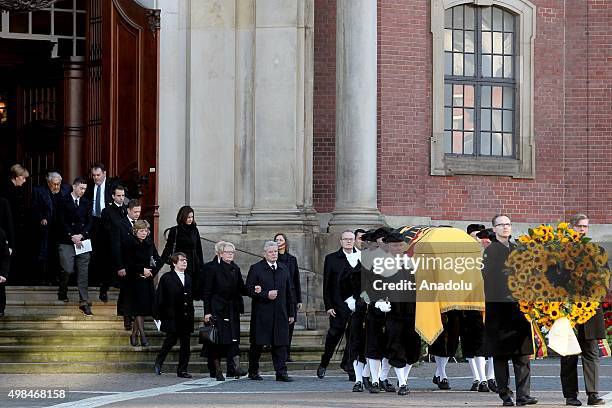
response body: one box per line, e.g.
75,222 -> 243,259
374,300 -> 391,313
360,291 -> 370,305
345,296 -> 356,312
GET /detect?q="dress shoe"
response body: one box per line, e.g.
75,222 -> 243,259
363,376 -> 372,391
516,396 -> 537,406
369,382 -> 380,393
130,334 -> 139,347
352,381 -> 363,392
79,304 -> 93,315
479,381 -> 490,392
287,356 -> 294,362
432,375 -> 440,385
470,380 -> 479,391
488,379 -> 498,393
177,372 -> 192,378
438,377 -> 451,390
316,365 -> 326,379
381,379 -> 396,392
215,373 -> 225,381
0,310 -> 4,318
227,367 -> 247,379
248,373 -> 263,380
58,294 -> 69,302
348,372 -> 356,382
99,291 -> 108,302
587,394 -> 605,405
275,373 -> 294,382
154,364 -> 162,375
501,395 -> 515,407
398,385 -> 409,395
566,398 -> 582,406
139,339 -> 149,347
123,316 -> 133,331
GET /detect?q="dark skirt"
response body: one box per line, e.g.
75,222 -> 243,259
124,277 -> 155,316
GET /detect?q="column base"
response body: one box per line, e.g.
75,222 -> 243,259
327,208 -> 385,232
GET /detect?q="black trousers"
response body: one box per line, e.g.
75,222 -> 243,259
206,343 -> 239,376
155,332 -> 191,373
249,344 -> 288,376
0,280 -> 5,312
385,316 -> 421,368
560,329 -> 600,398
493,355 -> 531,399
320,311 -> 352,372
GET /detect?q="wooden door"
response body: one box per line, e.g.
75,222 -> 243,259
87,0 -> 160,236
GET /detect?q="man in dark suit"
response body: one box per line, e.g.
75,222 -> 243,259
246,241 -> 295,382
57,177 -> 93,315
560,214 -> 606,406
98,184 -> 128,301
0,198 -> 13,317
483,214 -> 536,407
0,226 -> 10,317
317,230 -> 358,381
32,171 -> 71,285
153,252 -> 194,378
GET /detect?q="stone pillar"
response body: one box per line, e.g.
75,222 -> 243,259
62,57 -> 86,182
328,0 -> 383,230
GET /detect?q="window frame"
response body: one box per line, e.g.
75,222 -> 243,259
431,0 -> 536,178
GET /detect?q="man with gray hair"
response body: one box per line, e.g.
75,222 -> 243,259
246,240 -> 295,382
32,171 -> 71,285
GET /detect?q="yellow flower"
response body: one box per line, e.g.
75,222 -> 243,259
518,235 -> 532,244
564,259 -> 576,270
585,243 -> 598,257
557,222 -> 570,231
594,252 -> 609,267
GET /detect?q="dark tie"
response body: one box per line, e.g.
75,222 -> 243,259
271,264 -> 276,271
94,184 -> 101,217
74,199 -> 79,207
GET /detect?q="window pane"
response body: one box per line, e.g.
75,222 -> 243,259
54,11 -> 73,36
504,56 -> 513,78
465,6 -> 475,30
464,54 -> 475,76
465,31 -> 475,53
492,110 -> 502,131
481,86 -> 491,108
453,6 -> 464,29
493,55 -> 503,77
464,132 -> 474,154
482,7 -> 492,31
32,11 -> 51,35
453,108 -> 464,130
481,133 -> 491,155
453,131 -> 463,154
493,32 -> 503,54
453,84 -> 463,106
493,7 -> 503,31
492,86 -> 503,108
445,84 -> 452,106
504,33 -> 513,54
481,109 -> 491,130
453,30 -> 464,52
445,107 -> 452,129
503,110 -> 513,132
503,87 -> 513,109
76,12 -> 86,37
504,10 -> 514,32
445,29 -> 452,52
55,0 -> 74,9
464,85 -> 474,107
9,13 -> 28,33
503,133 -> 514,156
445,8 -> 452,29
482,32 -> 492,54
444,131 -> 452,153
482,55 -> 492,77
453,53 -> 464,76
492,133 -> 503,155
445,52 -> 453,75
464,109 -> 474,131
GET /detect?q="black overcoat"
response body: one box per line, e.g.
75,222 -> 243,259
323,248 -> 356,319
278,251 -> 302,304
122,235 -> 162,316
246,259 -> 295,346
153,270 -> 195,334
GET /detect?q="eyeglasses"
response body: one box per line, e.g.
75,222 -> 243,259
222,250 -> 235,254
494,223 -> 512,227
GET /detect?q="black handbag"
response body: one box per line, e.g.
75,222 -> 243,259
198,320 -> 219,345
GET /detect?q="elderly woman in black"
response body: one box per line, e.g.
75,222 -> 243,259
161,206 -> 204,299
123,220 -> 162,347
274,233 -> 302,362
203,241 -> 248,381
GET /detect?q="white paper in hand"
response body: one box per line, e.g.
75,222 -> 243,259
74,239 -> 93,255
547,317 -> 581,356
374,300 -> 391,313
154,319 -> 162,332
345,296 -> 356,312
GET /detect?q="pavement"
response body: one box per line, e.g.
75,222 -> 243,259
0,359 -> 611,407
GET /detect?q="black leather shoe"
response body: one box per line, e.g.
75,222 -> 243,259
348,372 -> 356,382
177,372 -> 192,378
516,396 -> 538,406
215,373 -> 225,381
471,380 -> 479,391
123,316 -> 133,331
369,382 -> 380,393
0,310 -> 4,318
287,357 -> 294,362
398,385 -> 408,395
130,334 -> 138,347
154,364 -> 162,375
79,304 -> 93,315
587,394 -> 605,405
99,291 -> 108,302
248,373 -> 263,380
363,376 -> 372,391
58,294 -> 69,302
438,377 -> 451,390
566,398 -> 582,406
275,373 -> 294,382
502,395 -> 515,407
316,365 -> 326,379
381,379 -> 396,392
488,379 -> 498,393
479,381 -> 490,392
352,381 -> 363,392
432,375 -> 440,385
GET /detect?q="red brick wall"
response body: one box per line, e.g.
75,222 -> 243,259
312,0 -> 612,224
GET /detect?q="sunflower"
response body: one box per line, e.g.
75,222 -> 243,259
585,243 -> 599,257
564,259 -> 576,271
518,235 -> 532,244
594,252 -> 609,267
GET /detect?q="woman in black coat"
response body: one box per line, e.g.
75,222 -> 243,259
123,220 -> 162,347
274,233 -> 302,361
161,206 -> 204,299
202,241 -> 248,381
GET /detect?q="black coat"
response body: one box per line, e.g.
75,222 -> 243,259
111,215 -> 138,272
122,235 -> 162,316
161,224 -> 204,285
57,194 -> 93,245
153,270 -> 195,334
0,179 -> 27,232
278,251 -> 302,304
202,260 -> 247,344
85,177 -> 119,211
0,198 -> 14,249
323,248 -> 356,318
483,241 -> 533,356
246,259 -> 295,346
32,184 -> 71,260
0,227 -> 9,279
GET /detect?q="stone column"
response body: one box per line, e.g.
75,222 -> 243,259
62,57 -> 86,182
328,0 -> 382,229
